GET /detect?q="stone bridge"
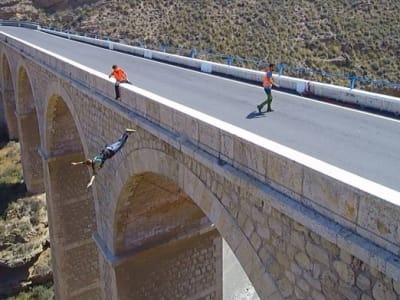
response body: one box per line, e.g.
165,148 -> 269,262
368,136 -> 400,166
1,30 -> 400,300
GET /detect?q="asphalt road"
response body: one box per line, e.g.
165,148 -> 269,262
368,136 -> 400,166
1,27 -> 399,192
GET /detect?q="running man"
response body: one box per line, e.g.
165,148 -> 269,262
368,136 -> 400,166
71,128 -> 136,188
109,65 -> 132,100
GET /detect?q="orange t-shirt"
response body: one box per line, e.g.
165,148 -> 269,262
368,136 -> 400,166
111,67 -> 127,81
263,68 -> 273,88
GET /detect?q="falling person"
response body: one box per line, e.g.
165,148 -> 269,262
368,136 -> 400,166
71,128 -> 136,188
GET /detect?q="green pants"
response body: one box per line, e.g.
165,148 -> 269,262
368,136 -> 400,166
258,88 -> 273,111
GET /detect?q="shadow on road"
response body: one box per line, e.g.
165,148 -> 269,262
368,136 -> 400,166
246,111 -> 266,119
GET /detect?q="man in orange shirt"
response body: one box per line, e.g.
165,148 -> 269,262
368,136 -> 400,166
109,65 -> 132,100
257,64 -> 277,113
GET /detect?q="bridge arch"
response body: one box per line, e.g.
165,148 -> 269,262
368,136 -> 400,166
98,147 -> 281,299
43,82 -> 100,299
1,51 -> 18,140
15,63 -> 43,193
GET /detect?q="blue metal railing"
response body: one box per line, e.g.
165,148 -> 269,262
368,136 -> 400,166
1,19 -> 399,91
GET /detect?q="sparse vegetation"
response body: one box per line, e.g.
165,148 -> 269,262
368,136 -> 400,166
5,283 -> 54,300
0,141 -> 53,299
3,0 -> 400,95
0,141 -> 26,216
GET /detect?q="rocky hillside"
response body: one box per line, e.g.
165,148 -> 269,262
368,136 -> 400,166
0,141 -> 53,299
1,0 -> 400,93
0,194 -> 52,298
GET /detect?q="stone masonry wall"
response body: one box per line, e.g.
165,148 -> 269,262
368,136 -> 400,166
240,201 -> 400,300
114,230 -> 222,300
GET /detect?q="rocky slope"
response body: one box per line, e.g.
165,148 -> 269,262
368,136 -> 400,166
0,194 -> 52,297
1,0 -> 399,93
0,142 -> 53,299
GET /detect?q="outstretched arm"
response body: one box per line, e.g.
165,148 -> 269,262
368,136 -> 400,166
71,161 -> 87,166
87,175 -> 96,188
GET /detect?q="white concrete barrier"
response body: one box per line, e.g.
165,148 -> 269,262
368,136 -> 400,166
40,28 -> 400,116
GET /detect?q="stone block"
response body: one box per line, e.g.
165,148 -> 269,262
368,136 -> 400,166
198,122 -> 220,156
338,283 -> 361,300
333,260 -> 355,285
269,217 -> 283,237
250,232 -> 262,252
295,252 -> 312,271
372,280 -> 397,300
267,151 -> 303,195
312,290 -> 326,300
277,277 -> 293,297
145,100 -> 161,123
304,270 -> 322,291
292,264 -> 303,280
233,139 -> 267,181
159,104 -> 175,131
306,242 -> 330,267
303,167 -> 359,222
220,131 -> 234,162
356,273 -> 371,291
285,270 -> 296,284
361,294 -> 373,300
291,230 -> 305,250
243,217 -> 255,238
358,194 -> 400,250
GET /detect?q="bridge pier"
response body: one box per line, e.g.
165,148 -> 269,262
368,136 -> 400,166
2,88 -> 18,140
43,152 -> 101,299
95,228 -> 222,300
0,88 -> 8,139
16,110 -> 44,193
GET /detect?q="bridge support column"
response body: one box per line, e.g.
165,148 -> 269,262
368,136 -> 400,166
17,110 -> 44,193
95,228 -> 222,300
0,88 -> 8,139
3,88 -> 18,140
42,151 -> 101,300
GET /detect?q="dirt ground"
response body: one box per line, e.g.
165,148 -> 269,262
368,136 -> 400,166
0,141 -> 54,299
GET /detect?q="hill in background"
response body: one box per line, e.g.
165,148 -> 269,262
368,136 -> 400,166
2,0 -> 400,95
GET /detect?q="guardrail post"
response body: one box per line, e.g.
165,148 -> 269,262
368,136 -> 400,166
190,49 -> 197,58
349,75 -> 357,90
278,64 -> 284,76
161,45 -> 167,53
227,55 -> 234,65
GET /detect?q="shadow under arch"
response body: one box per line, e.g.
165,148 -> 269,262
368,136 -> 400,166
1,51 -> 18,140
43,83 -> 101,299
15,63 -> 43,193
104,148 -> 282,299
112,171 -> 220,299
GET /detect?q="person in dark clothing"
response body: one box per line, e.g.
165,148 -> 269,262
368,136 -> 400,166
71,128 -> 136,188
109,65 -> 132,100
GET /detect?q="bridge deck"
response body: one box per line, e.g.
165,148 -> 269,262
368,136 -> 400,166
1,26 -> 399,192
